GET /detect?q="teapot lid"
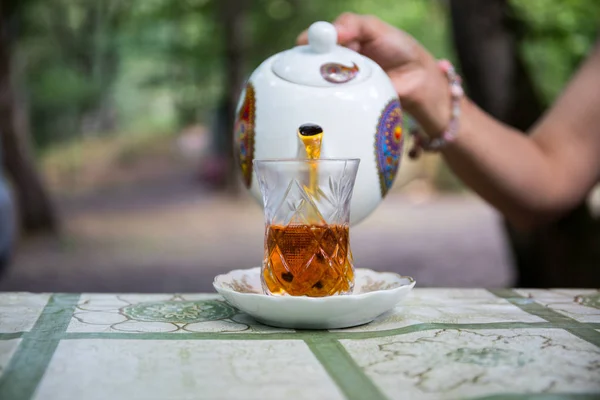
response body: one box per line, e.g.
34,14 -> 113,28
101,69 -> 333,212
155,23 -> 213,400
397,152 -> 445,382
271,21 -> 372,87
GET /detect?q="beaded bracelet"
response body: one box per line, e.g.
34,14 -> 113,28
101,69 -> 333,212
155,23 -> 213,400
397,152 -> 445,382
408,59 -> 463,159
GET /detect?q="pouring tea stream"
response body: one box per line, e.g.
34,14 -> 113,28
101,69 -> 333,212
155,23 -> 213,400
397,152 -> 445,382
234,21 -> 404,225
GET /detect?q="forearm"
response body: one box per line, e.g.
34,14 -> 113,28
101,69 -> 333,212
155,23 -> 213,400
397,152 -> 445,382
311,13 -> 600,227
403,42 -> 600,230
440,98 -> 562,229
401,64 -> 567,229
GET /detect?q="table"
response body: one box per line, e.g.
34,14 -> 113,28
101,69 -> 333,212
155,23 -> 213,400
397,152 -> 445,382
0,289 -> 599,400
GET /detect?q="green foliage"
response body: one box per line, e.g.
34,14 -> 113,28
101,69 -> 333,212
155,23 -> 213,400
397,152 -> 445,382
246,0 -> 452,71
14,0 -> 599,153
510,0 -> 600,103
15,0 -> 455,152
121,0 -> 223,127
17,0 -> 129,147
30,65 -> 100,109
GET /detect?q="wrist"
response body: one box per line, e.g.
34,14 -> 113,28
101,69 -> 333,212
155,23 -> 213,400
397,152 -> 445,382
402,55 -> 453,138
407,59 -> 463,158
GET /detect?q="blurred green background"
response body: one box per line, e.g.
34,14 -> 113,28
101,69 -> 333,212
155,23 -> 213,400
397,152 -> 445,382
1,0 -> 599,292
13,0 -> 598,194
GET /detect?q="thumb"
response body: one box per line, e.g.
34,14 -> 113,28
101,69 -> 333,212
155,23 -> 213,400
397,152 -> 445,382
333,13 -> 382,46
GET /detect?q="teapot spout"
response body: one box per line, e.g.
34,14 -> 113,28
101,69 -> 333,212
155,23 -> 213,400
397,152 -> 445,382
297,123 -> 323,160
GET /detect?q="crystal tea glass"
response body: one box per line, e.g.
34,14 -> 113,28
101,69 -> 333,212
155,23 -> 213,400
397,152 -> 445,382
254,159 -> 360,297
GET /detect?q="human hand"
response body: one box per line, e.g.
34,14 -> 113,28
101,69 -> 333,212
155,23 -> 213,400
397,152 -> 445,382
297,13 -> 451,136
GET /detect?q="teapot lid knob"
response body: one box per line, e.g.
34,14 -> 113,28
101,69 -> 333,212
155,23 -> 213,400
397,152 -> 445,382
270,20 -> 372,86
308,21 -> 337,54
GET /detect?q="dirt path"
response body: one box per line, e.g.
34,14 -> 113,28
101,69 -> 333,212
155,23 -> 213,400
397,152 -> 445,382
0,173 -> 514,293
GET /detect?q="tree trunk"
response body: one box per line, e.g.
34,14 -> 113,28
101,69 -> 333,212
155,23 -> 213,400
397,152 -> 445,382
449,0 -> 600,287
0,1 -> 58,234
218,0 -> 250,194
449,0 -> 543,127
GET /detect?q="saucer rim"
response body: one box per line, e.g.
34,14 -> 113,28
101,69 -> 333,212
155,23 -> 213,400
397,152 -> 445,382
213,266 -> 416,300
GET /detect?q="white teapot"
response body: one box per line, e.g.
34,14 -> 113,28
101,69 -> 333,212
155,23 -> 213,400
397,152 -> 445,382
234,21 -> 404,224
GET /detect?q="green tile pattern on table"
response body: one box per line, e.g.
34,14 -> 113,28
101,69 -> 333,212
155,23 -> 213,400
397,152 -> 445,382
0,289 -> 597,400
490,289 -> 600,347
305,338 -> 388,400
0,294 -> 80,400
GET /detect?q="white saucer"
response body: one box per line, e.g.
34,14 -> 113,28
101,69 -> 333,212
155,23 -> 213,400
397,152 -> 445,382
213,267 -> 415,329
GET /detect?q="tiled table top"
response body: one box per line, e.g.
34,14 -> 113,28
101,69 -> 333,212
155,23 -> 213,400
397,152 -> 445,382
0,289 -> 598,400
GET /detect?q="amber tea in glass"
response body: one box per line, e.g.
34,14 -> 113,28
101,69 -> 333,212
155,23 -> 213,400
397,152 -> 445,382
254,158 -> 360,297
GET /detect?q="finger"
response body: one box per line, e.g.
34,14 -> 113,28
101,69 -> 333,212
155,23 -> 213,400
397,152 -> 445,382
346,41 -> 361,52
333,13 -> 384,45
298,13 -> 384,48
332,13 -> 361,44
296,30 -> 308,45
